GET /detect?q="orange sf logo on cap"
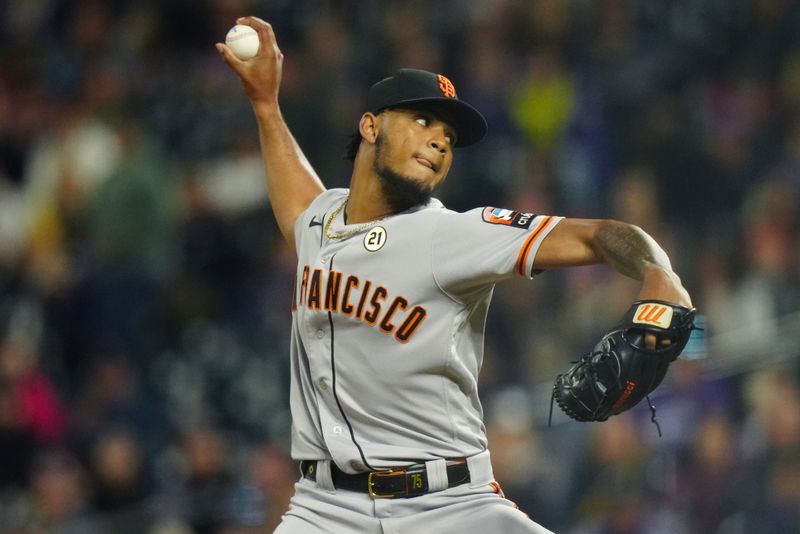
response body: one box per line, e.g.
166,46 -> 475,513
437,74 -> 457,98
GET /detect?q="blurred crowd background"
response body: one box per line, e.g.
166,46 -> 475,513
1,0 -> 800,532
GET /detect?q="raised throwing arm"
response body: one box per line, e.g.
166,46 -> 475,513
216,17 -> 326,253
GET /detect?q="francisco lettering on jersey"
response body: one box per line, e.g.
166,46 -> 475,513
481,207 -> 535,229
294,266 -> 427,343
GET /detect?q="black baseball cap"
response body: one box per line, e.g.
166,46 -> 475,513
367,68 -> 488,147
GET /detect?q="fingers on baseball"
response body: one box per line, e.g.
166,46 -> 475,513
215,43 -> 244,67
236,16 -> 282,56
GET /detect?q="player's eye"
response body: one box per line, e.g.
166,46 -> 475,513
415,116 -> 429,127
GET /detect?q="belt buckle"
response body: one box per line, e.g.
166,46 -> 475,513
368,469 -> 406,499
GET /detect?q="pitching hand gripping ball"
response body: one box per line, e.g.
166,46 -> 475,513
225,24 -> 259,60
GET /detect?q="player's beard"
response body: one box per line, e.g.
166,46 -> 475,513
374,132 -> 434,213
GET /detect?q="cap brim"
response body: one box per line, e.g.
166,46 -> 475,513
382,97 -> 488,147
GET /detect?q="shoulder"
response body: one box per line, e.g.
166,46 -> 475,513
306,188 -> 349,213
293,189 -> 348,246
296,188 -> 348,225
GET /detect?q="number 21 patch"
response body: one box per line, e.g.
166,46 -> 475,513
481,207 -> 535,229
364,226 -> 387,252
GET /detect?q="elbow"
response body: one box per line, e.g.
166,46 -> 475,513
587,219 -> 628,258
590,219 -> 645,244
595,218 -> 639,233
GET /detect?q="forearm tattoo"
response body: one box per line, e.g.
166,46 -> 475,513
594,222 -> 671,280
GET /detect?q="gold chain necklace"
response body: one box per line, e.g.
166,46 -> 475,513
324,197 -> 385,241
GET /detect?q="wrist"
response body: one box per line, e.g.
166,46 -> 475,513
251,98 -> 281,117
639,266 -> 692,307
642,264 -> 673,281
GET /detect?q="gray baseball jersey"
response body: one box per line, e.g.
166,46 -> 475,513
289,188 -> 562,474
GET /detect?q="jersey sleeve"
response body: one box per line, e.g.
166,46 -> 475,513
432,207 -> 563,297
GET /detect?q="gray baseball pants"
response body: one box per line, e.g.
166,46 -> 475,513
273,451 -> 554,534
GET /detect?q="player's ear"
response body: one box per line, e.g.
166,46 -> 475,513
359,112 -> 379,145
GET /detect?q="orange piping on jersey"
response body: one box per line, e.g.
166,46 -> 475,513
290,275 -> 298,311
395,306 -> 427,343
379,296 -> 409,334
300,265 -> 310,304
355,280 -> 372,319
324,271 -> 343,312
490,481 -> 505,498
515,216 -> 555,276
340,275 -> 359,315
363,286 -> 388,326
307,268 -> 323,310
490,481 -> 524,513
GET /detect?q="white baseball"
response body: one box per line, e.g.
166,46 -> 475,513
225,24 -> 259,60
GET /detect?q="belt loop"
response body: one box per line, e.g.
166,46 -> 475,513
467,450 -> 494,488
424,458 -> 448,492
315,460 -> 336,493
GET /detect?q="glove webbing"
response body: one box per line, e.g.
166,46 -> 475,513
548,349 -> 608,427
548,384 -> 663,437
548,317 -> 704,436
547,303 -> 703,437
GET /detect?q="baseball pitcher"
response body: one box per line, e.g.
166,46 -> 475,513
217,16 -> 694,534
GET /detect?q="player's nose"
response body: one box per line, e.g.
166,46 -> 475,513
428,129 -> 449,155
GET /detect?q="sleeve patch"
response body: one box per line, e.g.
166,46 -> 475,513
481,207 -> 535,229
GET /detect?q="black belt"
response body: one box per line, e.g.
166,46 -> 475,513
301,459 -> 470,499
